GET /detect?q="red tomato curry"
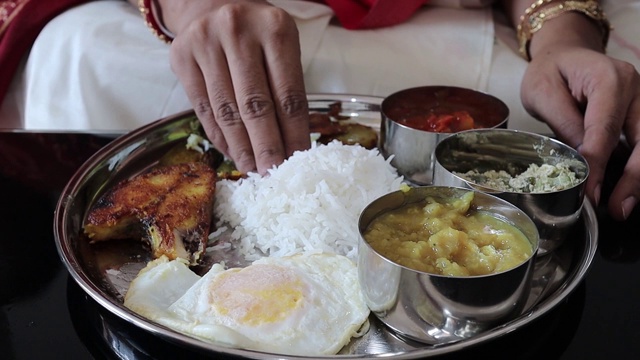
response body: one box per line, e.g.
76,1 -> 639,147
398,110 -> 476,133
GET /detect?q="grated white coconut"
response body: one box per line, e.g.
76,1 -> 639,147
455,161 -> 582,193
213,141 -> 404,261
185,133 -> 212,154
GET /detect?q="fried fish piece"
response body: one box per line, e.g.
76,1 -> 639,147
310,112 -> 378,149
319,123 -> 378,149
84,161 -> 216,265
157,138 -> 222,168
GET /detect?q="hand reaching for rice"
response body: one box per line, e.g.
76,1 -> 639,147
137,0 -> 311,175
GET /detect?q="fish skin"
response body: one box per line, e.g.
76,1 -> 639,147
84,161 -> 216,265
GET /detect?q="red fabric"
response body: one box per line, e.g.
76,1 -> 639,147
320,0 -> 428,30
0,0 -> 88,103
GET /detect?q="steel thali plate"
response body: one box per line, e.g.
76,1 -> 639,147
54,93 -> 598,359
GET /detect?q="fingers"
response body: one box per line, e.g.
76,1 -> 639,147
608,143 -> 640,220
607,81 -> 640,220
580,60 -> 639,215
260,10 -> 311,158
579,85 -> 627,209
171,3 -> 308,175
169,36 -> 231,158
522,53 -> 638,214
520,61 -> 606,206
204,10 -> 272,174
219,6 -> 288,174
521,66 -> 585,148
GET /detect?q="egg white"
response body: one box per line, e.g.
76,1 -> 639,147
124,253 -> 370,355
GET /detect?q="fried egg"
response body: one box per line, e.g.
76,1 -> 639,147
124,253 -> 370,355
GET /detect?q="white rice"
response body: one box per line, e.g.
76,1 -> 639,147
213,141 -> 404,261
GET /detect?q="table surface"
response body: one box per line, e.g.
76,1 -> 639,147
1,131 -> 639,360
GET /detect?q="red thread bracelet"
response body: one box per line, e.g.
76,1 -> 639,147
138,0 -> 174,44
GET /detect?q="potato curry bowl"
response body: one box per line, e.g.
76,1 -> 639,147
357,186 -> 539,345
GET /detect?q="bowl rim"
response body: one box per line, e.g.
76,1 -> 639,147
358,185 -> 540,278
380,85 -> 510,133
434,128 -> 590,194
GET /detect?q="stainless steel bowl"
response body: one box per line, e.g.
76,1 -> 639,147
357,186 -> 539,345
379,86 -> 509,185
432,129 -> 588,256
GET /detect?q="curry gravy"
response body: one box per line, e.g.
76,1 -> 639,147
363,191 -> 533,276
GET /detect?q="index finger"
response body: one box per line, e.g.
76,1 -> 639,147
579,86 -> 627,206
606,92 -> 640,220
261,12 -> 311,158
221,8 -> 307,174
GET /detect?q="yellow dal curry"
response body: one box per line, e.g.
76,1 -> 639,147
363,191 -> 533,276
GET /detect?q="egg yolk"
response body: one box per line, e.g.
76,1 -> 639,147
210,264 -> 304,326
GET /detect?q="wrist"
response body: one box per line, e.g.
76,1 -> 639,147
156,0 -> 271,36
517,0 -> 611,61
138,0 -> 174,43
529,11 -> 605,59
154,0 -> 182,35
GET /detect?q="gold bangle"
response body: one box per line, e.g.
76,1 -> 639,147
521,0 -> 556,17
138,0 -> 174,44
517,0 -> 612,61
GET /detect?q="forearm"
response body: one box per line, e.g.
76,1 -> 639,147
498,0 -> 607,60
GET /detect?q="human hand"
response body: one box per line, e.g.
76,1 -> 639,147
520,46 -> 640,221
161,0 -> 311,174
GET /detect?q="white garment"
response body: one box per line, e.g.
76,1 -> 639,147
2,0 -> 639,135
